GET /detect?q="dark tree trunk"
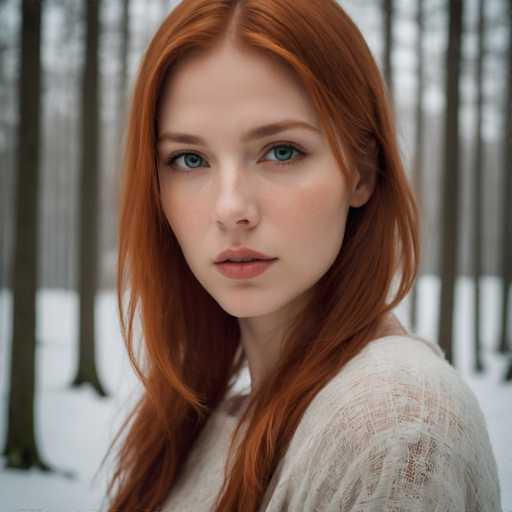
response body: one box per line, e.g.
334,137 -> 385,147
117,0 -> 130,150
382,0 -> 395,107
61,0 -> 79,291
472,0 -> 485,373
410,0 -> 425,334
2,0 -> 51,471
70,0 -> 107,397
0,15 -> 8,291
438,0 -> 463,365
502,0 -> 512,381
499,0 -> 512,357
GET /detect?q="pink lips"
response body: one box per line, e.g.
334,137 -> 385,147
215,259 -> 277,279
214,247 -> 275,264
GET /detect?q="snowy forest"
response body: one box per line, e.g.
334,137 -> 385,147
0,0 -> 511,510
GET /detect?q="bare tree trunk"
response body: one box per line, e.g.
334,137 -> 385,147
410,0 -> 425,334
438,0 -> 463,365
382,0 -> 394,106
61,1 -> 79,291
2,0 -> 51,471
502,1 -> 512,381
70,0 -> 107,396
117,0 -> 130,150
499,0 -> 512,357
0,18 -> 8,292
472,0 -> 486,373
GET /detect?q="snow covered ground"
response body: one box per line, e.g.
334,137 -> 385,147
0,275 -> 510,511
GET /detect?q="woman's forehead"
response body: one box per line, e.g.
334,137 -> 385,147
158,42 -> 317,124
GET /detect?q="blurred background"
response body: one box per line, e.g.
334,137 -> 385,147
0,0 -> 510,510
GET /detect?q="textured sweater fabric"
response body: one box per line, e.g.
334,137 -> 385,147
162,334 -> 502,511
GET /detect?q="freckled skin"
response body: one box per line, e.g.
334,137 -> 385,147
156,38 -> 376,394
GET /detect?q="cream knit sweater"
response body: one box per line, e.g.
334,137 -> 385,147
162,334 -> 502,511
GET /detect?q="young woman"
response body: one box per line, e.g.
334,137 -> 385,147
103,0 -> 502,510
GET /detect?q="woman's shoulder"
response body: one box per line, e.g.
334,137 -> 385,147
329,333 -> 456,398
285,333 -> 496,478
296,334 -> 451,423
343,333 -> 486,425
279,334 -> 502,510
312,334 -> 483,441
365,332 -> 447,360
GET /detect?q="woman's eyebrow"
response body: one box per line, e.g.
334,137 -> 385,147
158,119 -> 321,146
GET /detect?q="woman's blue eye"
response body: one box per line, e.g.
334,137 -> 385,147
165,143 -> 305,173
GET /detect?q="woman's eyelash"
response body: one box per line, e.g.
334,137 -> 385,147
164,142 -> 306,172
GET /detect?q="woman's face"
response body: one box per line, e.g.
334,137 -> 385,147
156,40 -> 372,322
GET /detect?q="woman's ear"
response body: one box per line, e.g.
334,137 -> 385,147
349,168 -> 376,208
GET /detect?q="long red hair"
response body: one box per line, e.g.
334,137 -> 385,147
102,0 -> 420,510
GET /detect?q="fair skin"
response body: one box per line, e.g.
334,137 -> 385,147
156,38 -> 406,397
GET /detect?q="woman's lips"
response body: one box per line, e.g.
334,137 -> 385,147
215,259 -> 277,280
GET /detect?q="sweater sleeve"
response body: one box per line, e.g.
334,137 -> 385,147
288,358 -> 502,512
